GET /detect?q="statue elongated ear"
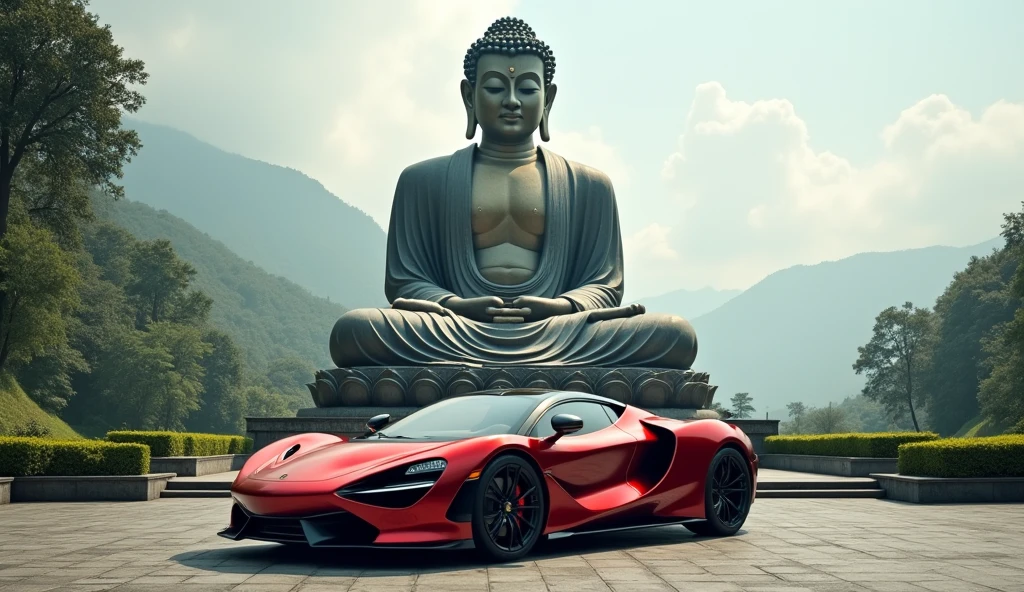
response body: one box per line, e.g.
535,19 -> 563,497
540,83 -> 557,142
460,79 -> 477,140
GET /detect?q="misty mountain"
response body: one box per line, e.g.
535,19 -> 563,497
94,195 -> 345,368
691,238 -> 1003,416
119,120 -> 387,309
633,287 -> 743,321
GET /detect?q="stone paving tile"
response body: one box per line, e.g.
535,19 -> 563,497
2,498 -> 1024,592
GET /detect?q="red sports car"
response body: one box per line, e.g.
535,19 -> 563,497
220,389 -> 757,561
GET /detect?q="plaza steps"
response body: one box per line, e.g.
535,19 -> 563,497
160,474 -> 886,499
161,478 -> 232,498
756,477 -> 885,499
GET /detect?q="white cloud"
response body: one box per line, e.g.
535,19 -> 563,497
320,0 -> 516,205
653,82 -> 1024,291
625,223 -> 678,261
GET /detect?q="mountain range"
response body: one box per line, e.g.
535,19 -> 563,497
633,287 -> 742,320
119,120 -> 387,309
687,239 -> 1002,416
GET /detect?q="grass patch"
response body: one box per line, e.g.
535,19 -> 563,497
953,415 -> 1009,438
106,431 -> 252,457
764,432 -> 939,457
898,435 -> 1024,478
0,437 -> 150,476
0,375 -> 80,440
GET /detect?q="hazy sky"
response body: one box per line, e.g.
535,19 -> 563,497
91,0 -> 1024,300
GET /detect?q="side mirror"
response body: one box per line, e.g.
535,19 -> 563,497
363,413 -> 390,437
546,413 -> 583,443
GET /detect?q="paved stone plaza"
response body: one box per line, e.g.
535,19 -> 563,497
2,497 -> 1023,592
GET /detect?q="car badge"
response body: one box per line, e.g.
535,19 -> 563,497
279,474 -> 288,480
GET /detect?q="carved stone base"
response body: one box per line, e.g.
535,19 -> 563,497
307,366 -> 718,411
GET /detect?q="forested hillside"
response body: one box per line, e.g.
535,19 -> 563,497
93,195 -> 343,369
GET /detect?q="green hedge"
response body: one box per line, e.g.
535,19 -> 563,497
0,437 -> 150,476
898,435 -> 1024,478
105,431 -> 252,457
764,432 -> 939,457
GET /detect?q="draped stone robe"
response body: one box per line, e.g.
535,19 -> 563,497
330,144 -> 697,369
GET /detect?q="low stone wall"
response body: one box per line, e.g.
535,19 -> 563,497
0,477 -> 11,504
11,474 -> 176,502
872,473 -> 1024,503
150,454 -> 251,477
248,408 -> 419,450
760,454 -> 897,477
723,419 -> 780,455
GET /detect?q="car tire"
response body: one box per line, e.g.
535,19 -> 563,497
472,454 -> 546,562
683,447 -> 752,537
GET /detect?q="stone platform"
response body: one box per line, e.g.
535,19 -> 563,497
306,365 -> 718,409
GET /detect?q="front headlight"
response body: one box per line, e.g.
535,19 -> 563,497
405,459 -> 447,475
336,459 -> 447,509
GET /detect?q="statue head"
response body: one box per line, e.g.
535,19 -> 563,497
461,17 -> 557,143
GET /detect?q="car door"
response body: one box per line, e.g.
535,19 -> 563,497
528,400 -> 638,509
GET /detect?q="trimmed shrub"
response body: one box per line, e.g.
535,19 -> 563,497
764,432 -> 939,458
898,435 -> 1024,478
0,437 -> 150,476
105,431 -> 252,457
1006,419 -> 1024,435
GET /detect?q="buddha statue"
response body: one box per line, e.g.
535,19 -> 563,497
329,17 -> 697,371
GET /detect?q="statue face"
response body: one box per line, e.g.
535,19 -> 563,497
463,53 -> 553,144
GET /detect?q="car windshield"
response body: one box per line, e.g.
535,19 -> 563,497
377,395 -> 540,440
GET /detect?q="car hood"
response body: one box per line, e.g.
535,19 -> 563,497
248,439 -> 455,483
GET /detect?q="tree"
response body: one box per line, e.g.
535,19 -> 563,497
0,221 -> 79,372
186,330 -> 244,434
786,402 -> 807,434
1001,201 -> 1024,250
922,249 -> 1018,435
125,239 -> 205,327
15,339 -> 86,413
853,302 -> 935,432
0,0 -> 147,239
90,322 -> 210,430
805,403 -> 851,434
0,0 -> 146,363
148,322 -> 210,430
730,392 -> 754,419
976,209 -> 1024,429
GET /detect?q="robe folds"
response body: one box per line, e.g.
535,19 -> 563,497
329,144 -> 697,369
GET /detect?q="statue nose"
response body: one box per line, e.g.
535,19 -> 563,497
504,93 -> 521,110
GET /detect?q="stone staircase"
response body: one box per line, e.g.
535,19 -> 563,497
756,477 -> 884,499
161,478 -> 232,498
160,474 -> 885,500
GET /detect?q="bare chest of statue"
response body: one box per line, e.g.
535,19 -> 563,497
470,150 -> 546,285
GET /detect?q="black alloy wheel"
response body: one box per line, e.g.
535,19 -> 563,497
471,455 -> 546,562
684,447 -> 752,537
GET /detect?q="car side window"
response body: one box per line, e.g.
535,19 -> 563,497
530,401 -> 615,438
